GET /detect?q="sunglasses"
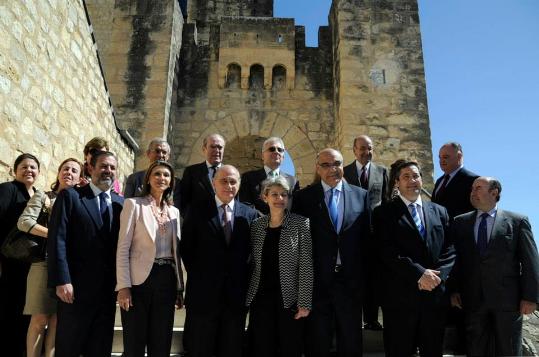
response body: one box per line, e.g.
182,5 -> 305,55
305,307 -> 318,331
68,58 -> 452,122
266,146 -> 285,153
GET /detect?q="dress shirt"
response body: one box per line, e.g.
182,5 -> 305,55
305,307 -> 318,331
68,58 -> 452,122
434,165 -> 463,196
264,165 -> 280,178
215,196 -> 235,229
474,206 -> 497,244
154,219 -> 174,259
354,160 -> 370,180
399,194 -> 425,227
89,182 -> 112,223
206,161 -> 222,182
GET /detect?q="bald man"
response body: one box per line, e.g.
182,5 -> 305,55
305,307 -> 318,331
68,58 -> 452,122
292,149 -> 370,357
180,165 -> 258,357
450,177 -> 539,356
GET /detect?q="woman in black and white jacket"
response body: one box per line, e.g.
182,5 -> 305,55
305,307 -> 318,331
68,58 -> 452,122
246,176 -> 313,357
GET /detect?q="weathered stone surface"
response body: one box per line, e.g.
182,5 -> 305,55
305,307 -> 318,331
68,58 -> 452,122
0,0 -> 134,188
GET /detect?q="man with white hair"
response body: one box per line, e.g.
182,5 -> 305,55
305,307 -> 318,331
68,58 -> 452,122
239,137 -> 299,215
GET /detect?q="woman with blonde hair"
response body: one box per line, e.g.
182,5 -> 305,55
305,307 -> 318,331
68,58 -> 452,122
18,158 -> 83,357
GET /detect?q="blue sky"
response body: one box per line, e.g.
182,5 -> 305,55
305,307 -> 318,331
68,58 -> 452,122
275,0 -> 539,230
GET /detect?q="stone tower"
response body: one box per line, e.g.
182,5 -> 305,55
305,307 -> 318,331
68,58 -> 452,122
329,0 -> 432,173
171,0 -> 433,187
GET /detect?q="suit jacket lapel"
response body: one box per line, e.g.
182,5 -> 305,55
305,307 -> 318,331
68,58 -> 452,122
315,184 -> 336,233
422,202 -> 435,249
341,182 -> 355,232
199,163 -> 214,195
348,162 -> 360,186
80,185 -> 103,228
488,210 -> 508,251
141,200 -> 157,242
367,163 -> 377,191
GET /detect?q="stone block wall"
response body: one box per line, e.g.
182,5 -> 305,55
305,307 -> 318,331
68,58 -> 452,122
87,0 -> 184,170
172,19 -> 334,185
0,0 -> 134,189
330,0 -> 433,186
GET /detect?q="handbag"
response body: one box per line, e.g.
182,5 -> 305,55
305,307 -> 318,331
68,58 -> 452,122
1,201 -> 49,263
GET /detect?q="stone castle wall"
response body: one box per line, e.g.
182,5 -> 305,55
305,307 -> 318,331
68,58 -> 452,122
172,18 -> 334,184
330,0 -> 433,186
87,0 -> 184,170
0,0 -> 134,188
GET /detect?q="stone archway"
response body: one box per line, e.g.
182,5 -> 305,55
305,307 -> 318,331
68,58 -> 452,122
185,111 -> 318,185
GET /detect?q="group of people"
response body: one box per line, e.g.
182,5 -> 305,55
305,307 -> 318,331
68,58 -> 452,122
0,133 -> 537,357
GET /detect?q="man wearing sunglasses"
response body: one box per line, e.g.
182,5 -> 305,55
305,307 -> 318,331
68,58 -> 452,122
239,137 -> 299,215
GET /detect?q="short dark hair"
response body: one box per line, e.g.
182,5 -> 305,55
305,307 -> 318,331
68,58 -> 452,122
83,137 -> 109,156
141,161 -> 176,205
487,178 -> 502,202
394,160 -> 421,180
14,153 -> 40,171
90,151 -> 116,167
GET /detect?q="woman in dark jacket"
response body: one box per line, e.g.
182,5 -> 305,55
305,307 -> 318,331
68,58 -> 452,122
0,153 -> 41,356
246,176 -> 313,357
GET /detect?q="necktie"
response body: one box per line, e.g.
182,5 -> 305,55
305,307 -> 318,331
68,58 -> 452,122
211,165 -> 219,178
409,203 -> 426,238
435,174 -> 450,199
360,166 -> 368,189
221,204 -> 232,245
328,188 -> 339,230
477,213 -> 489,256
99,191 -> 110,229
269,170 -> 278,178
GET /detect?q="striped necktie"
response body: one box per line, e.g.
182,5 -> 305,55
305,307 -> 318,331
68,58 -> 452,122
409,203 -> 426,238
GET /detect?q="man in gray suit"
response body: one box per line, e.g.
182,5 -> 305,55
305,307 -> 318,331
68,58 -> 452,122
123,138 -> 181,208
239,137 -> 299,215
450,177 -> 539,356
343,135 -> 388,210
343,135 -> 388,330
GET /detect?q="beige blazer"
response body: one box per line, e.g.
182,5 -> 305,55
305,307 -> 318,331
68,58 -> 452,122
116,196 -> 183,291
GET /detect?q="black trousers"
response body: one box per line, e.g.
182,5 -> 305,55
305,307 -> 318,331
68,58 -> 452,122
184,304 -> 247,357
248,292 -> 304,357
305,274 -> 363,357
382,306 -> 445,357
55,291 -> 116,357
0,257 -> 31,357
121,264 -> 177,357
465,307 -> 522,357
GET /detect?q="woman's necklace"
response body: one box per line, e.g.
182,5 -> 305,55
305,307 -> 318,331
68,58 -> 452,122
149,196 -> 169,234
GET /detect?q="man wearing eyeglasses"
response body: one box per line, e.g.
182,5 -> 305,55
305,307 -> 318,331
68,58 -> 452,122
292,148 -> 370,357
123,138 -> 181,208
239,137 -> 299,215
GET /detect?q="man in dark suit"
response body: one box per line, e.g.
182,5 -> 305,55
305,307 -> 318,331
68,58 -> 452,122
432,142 -> 478,353
123,137 -> 181,208
48,151 -> 124,357
180,133 -> 226,215
343,134 -> 388,330
292,148 -> 370,357
180,165 -> 258,357
450,177 -> 539,356
432,142 -> 478,218
373,161 -> 455,357
239,136 -> 299,215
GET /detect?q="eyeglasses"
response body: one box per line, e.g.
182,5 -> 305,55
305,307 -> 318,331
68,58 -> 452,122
318,161 -> 342,169
266,146 -> 285,153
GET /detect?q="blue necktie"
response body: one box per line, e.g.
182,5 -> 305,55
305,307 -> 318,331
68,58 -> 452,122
328,188 -> 339,229
409,203 -> 426,238
99,191 -> 110,229
477,213 -> 489,256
